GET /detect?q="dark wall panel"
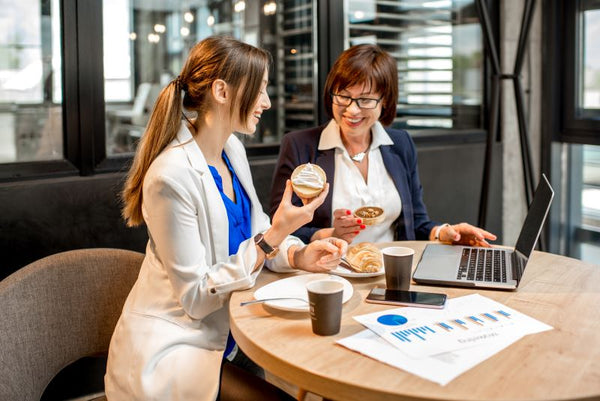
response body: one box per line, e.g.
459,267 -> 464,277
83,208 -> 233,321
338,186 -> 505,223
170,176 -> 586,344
0,173 -> 147,280
417,141 -> 503,240
1,140 -> 502,281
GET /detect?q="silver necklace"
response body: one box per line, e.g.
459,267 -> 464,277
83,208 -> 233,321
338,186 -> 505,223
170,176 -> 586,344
350,147 -> 369,163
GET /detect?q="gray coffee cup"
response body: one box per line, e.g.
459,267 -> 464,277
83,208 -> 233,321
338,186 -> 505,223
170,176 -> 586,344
382,246 -> 415,290
306,279 -> 344,336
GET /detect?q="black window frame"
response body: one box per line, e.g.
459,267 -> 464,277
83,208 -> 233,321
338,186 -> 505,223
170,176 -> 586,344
0,0 -> 498,183
543,0 -> 600,259
0,0 -> 108,182
557,0 -> 600,146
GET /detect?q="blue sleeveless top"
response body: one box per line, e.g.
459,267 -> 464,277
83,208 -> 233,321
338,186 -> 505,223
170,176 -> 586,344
207,151 -> 252,359
207,152 -> 252,255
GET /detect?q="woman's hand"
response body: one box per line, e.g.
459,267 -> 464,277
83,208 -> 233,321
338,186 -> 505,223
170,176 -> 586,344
292,237 -> 348,272
266,180 -> 329,246
434,222 -> 497,247
331,208 -> 365,243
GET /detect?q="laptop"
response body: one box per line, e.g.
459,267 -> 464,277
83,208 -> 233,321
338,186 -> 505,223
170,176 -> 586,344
413,174 -> 554,290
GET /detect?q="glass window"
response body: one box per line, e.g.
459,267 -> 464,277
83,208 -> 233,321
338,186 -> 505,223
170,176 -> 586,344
582,145 -> 600,231
345,0 -> 483,130
565,144 -> 600,263
277,0 -> 318,135
103,0 -> 280,155
574,3 -> 600,263
0,0 -> 63,163
553,1 -> 600,263
578,2 -> 600,235
581,7 -> 600,112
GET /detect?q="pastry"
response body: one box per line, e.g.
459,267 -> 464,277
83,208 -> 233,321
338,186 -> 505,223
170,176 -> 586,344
346,242 -> 383,273
354,206 -> 385,225
291,163 -> 326,199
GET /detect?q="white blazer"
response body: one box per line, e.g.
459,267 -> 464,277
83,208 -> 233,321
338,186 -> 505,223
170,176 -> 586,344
105,124 -> 300,401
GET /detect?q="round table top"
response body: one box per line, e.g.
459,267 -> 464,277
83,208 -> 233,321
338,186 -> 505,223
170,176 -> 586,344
229,241 -> 600,401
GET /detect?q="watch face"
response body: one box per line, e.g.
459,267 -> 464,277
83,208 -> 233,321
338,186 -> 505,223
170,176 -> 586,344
255,233 -> 274,254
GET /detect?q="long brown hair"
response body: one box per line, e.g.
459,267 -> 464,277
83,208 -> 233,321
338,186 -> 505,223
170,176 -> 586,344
121,36 -> 271,226
323,44 -> 398,126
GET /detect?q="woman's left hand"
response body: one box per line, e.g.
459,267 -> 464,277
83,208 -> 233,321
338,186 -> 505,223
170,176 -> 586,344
437,223 -> 497,247
293,237 -> 348,272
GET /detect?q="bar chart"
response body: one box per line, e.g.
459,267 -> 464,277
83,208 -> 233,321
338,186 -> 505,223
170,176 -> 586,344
390,310 -> 512,343
354,294 -> 549,359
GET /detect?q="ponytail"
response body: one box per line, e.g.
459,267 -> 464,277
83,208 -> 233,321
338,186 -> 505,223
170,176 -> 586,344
121,36 -> 271,227
121,81 -> 183,227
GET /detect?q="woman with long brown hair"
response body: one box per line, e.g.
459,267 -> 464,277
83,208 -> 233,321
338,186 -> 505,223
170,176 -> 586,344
105,36 -> 346,401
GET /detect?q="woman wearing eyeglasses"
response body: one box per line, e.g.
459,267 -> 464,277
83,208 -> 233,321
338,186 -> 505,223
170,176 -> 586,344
270,44 -> 495,246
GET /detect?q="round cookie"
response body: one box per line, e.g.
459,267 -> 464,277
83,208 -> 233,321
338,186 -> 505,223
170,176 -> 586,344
354,206 -> 385,225
291,163 -> 326,199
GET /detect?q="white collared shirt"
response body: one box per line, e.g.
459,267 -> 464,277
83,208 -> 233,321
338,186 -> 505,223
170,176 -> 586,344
319,120 -> 402,243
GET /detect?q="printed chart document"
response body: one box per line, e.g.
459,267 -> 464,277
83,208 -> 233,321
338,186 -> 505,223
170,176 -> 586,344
337,293 -> 552,385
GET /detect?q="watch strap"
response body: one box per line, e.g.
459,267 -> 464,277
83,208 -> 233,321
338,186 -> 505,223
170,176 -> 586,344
254,233 -> 279,259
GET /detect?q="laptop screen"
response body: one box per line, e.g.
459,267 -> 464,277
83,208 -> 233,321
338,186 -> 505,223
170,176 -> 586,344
513,174 -> 554,278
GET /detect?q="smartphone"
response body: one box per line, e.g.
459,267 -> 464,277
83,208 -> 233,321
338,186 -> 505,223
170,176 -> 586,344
365,287 -> 447,309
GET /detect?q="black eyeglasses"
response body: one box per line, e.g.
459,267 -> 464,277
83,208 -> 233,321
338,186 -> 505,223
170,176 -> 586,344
331,93 -> 382,109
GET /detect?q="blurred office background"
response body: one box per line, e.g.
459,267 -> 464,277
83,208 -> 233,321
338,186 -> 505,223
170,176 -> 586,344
0,1 -> 598,400
0,0 -> 598,278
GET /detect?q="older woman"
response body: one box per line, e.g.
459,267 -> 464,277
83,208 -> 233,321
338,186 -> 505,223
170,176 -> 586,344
270,44 -> 495,246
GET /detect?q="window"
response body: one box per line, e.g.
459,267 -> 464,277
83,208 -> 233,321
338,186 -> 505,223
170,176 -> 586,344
581,8 -> 600,112
103,0 -> 281,155
0,0 -> 62,163
345,0 -> 483,130
544,0 -> 600,263
0,0 -> 489,180
577,2 -> 600,117
560,0 -> 600,145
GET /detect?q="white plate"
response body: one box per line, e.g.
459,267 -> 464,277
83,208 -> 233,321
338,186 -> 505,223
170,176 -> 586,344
330,265 -> 385,278
253,273 -> 353,312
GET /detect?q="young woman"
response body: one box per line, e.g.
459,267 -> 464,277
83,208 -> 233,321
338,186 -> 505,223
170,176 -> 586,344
105,36 -> 346,401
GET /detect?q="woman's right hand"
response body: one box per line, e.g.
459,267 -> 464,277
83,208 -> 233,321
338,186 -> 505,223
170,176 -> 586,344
292,237 -> 347,272
266,180 -> 329,245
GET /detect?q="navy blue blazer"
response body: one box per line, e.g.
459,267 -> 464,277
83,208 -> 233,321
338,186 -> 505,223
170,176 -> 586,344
269,125 -> 437,243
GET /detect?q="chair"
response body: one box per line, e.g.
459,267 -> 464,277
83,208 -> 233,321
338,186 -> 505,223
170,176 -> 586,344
0,248 -> 144,401
107,83 -> 160,133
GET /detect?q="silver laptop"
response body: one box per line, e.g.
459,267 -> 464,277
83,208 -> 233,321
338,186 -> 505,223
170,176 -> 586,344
413,174 -> 554,290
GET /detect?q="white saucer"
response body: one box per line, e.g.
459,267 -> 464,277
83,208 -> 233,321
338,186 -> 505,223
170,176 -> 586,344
253,273 -> 353,312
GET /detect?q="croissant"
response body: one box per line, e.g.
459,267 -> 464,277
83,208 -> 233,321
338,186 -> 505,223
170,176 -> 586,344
347,242 -> 383,273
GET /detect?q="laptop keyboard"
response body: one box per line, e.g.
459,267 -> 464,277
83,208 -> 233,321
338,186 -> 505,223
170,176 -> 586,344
457,248 -> 507,283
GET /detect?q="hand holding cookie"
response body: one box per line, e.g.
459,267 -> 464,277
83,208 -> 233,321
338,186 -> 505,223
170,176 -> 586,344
331,209 -> 366,243
270,179 -> 329,245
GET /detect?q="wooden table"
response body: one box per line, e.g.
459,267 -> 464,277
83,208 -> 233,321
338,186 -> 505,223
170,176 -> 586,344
229,241 -> 600,401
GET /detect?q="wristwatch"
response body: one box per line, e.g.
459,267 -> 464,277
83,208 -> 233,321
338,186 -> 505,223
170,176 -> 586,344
254,233 -> 279,259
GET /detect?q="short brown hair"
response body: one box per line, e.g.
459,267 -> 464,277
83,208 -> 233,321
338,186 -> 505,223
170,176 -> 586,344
323,44 -> 398,126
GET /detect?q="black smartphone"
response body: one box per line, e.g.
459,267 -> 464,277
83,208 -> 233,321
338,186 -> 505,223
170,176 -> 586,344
365,287 -> 447,309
